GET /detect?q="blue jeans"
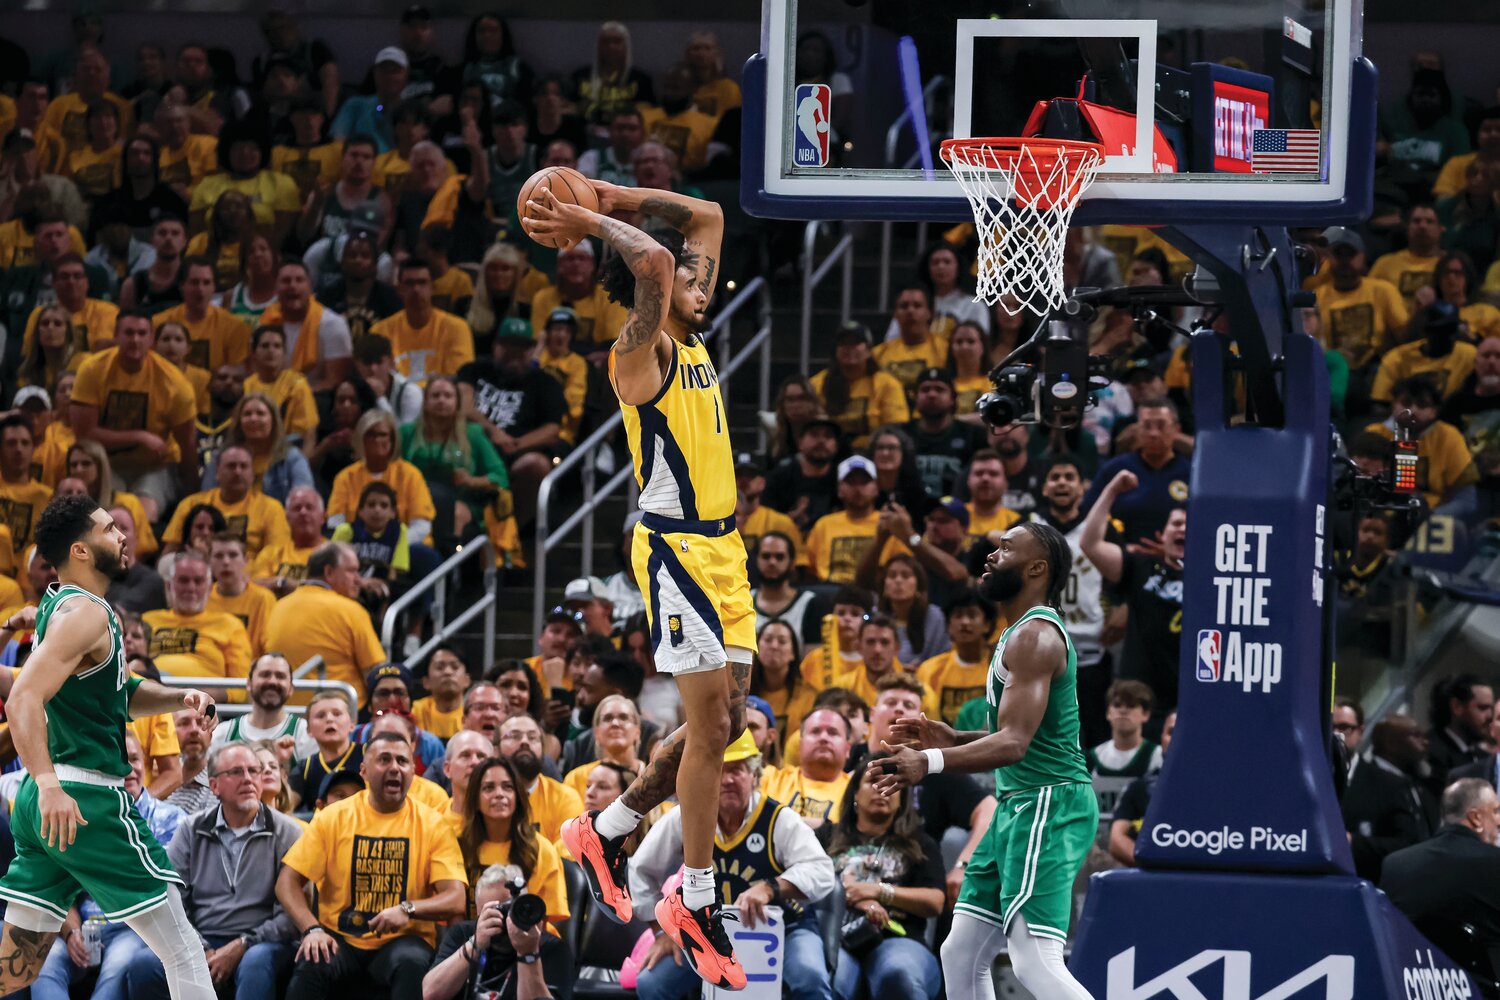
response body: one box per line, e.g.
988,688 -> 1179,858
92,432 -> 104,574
32,921 -> 147,1000
833,936 -> 941,1000
635,911 -> 833,1000
125,933 -> 294,1000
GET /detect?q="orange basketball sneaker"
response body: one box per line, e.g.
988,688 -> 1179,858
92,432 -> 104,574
560,811 -> 634,924
655,886 -> 747,991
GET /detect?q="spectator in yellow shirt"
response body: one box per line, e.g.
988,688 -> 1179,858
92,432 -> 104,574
529,240 -> 630,358
152,258 -> 252,369
1423,250 -> 1500,343
965,449 -> 1023,548
411,644 -> 472,740
686,31 -> 742,118
802,456 -> 909,584
327,410 -> 438,545
20,254 -> 117,359
1431,108 -> 1500,198
263,541 -> 388,705
243,326 -> 319,443
206,533 -> 278,657
61,100 -> 122,200
0,415 -> 54,570
189,123 -> 301,248
417,225 -> 474,314
162,445 -> 291,560
917,590 -> 999,725
276,731 -> 468,996
251,485 -> 326,596
759,708 -> 853,824
65,439 -> 157,558
38,44 -> 132,168
1366,378 -> 1480,509
535,307 -> 589,444
1368,203 -> 1445,310
640,64 -> 719,173
1313,227 -> 1409,384
499,714 -> 583,843
874,286 -> 949,398
154,103 -> 217,197
146,550 -> 254,683
1372,302 -> 1476,406
735,462 -> 804,557
841,613 -> 939,719
561,694 -> 647,799
811,322 -> 910,447
370,259 -> 475,382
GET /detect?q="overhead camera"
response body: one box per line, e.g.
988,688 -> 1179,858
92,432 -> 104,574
975,328 -> 1112,430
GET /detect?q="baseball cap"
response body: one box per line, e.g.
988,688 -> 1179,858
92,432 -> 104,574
12,386 -> 51,410
375,46 -> 409,69
832,321 -> 873,347
495,317 -> 536,343
838,455 -> 877,481
926,495 -> 971,528
915,367 -> 954,389
1322,226 -> 1364,255
557,237 -> 595,258
1420,300 -> 1461,331
546,307 -> 579,329
723,729 -> 760,763
799,416 -> 842,439
365,663 -> 415,700
1117,351 -> 1162,383
745,694 -> 776,726
492,98 -> 526,125
317,768 -> 365,803
563,577 -> 610,604
400,4 -> 432,23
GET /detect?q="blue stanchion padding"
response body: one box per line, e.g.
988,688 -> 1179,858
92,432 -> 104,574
1071,868 -> 1479,998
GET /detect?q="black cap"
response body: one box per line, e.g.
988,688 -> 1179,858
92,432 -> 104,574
1420,300 -> 1461,331
915,366 -> 954,389
832,321 -> 873,346
1117,349 -> 1162,383
799,416 -> 843,438
400,3 -> 432,23
317,768 -> 365,803
492,98 -> 526,125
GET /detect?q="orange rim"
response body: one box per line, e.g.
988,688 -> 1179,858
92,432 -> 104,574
941,137 -> 1105,209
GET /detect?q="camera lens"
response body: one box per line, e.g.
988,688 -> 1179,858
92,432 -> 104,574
508,892 -> 547,931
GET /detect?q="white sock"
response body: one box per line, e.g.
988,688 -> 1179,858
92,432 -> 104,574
681,865 -> 716,909
1007,914 -> 1095,1000
594,799 -> 642,840
123,885 -> 216,1000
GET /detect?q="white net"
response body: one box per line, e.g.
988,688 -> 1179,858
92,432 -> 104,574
941,139 -> 1105,318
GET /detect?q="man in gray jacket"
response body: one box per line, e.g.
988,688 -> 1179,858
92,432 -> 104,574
124,740 -> 304,999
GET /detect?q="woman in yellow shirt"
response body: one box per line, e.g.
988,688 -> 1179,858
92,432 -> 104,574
16,303 -> 83,391
243,325 -> 319,442
946,320 -> 993,426
1430,250 -> 1500,343
458,757 -> 571,928
66,439 -> 158,558
811,323 -> 911,447
153,321 -> 212,415
685,31 -> 742,118
185,190 -> 256,290
63,102 -> 122,199
328,409 -> 438,544
751,620 -> 816,748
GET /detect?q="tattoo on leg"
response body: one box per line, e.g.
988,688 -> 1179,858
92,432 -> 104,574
622,723 -> 686,814
727,661 -> 751,740
0,927 -> 56,991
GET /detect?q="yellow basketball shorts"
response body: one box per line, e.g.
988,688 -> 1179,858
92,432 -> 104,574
631,514 -> 757,675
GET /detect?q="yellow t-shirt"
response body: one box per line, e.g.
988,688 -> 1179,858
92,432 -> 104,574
206,582 -> 279,658
327,459 -> 437,526
1433,152 -> 1481,199
529,286 -> 630,349
144,608 -> 253,682
163,487 -> 290,560
738,505 -> 804,559
967,504 -> 1023,549
761,683 -> 818,747
1461,302 -> 1500,342
758,765 -> 850,822
798,646 -> 865,693
1368,249 -> 1441,310
640,105 -> 720,172
537,348 -> 588,443
183,233 -> 243,290
0,479 -> 53,567
249,541 -> 321,585
472,835 -> 570,925
131,713 -> 180,788
954,373 -> 991,419
35,422 -> 74,489
430,268 -> 475,315
110,491 -> 158,558
691,78 -> 743,118
1366,420 -> 1480,509
562,760 -> 600,801
244,368 -> 319,440
63,144 -> 121,199
0,95 -> 13,145
809,369 -> 911,447
39,92 -> 133,165
917,651 -> 991,726
409,775 -> 452,814
410,698 -> 463,741
1371,341 -> 1477,403
72,349 -> 197,476
271,142 -> 344,200
159,135 -> 219,195
23,297 -> 120,358
528,776 -> 584,843
264,583 -> 387,705
845,666 -> 940,721
1096,225 -> 1195,284
190,170 -> 302,231
801,509 -> 910,584
0,219 -> 87,269
873,334 -> 950,394
281,790 -> 467,950
153,305 -> 251,372
1314,278 -> 1410,369
0,572 -> 23,623
180,363 -> 212,415
370,310 -> 475,382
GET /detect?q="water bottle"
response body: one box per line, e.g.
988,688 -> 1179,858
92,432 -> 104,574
80,917 -> 104,967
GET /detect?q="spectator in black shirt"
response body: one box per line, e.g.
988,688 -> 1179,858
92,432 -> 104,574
318,231 -> 401,342
901,367 -> 986,497
764,416 -> 842,534
1083,468 -> 1186,716
1440,335 -> 1500,449
990,420 -> 1043,514
253,9 -> 340,118
751,532 -> 825,648
90,134 -> 187,242
1343,715 -> 1438,882
1425,675 -> 1495,795
119,214 -> 186,314
457,318 -> 567,525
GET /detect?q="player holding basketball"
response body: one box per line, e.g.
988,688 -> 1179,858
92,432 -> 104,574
524,181 -> 753,990
0,496 -> 218,999
872,521 -> 1098,1000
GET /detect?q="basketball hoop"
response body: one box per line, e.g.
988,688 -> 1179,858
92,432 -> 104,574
940,137 -> 1106,318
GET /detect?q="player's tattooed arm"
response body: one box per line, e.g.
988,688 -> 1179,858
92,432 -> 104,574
0,926 -> 57,992
592,214 -> 673,357
613,190 -> 724,302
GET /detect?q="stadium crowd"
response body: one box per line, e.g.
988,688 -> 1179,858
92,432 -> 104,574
0,6 -> 1490,999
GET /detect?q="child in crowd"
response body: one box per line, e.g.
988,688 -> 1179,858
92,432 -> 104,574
1086,679 -> 1164,839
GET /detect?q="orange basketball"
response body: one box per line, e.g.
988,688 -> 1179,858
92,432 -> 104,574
517,166 -> 600,249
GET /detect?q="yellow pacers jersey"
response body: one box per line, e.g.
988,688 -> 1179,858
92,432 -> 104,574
612,335 -> 735,523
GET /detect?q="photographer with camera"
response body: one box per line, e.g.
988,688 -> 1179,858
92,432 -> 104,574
422,863 -> 560,1000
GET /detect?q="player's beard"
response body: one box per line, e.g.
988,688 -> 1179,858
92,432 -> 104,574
89,541 -> 129,582
980,564 -> 1025,603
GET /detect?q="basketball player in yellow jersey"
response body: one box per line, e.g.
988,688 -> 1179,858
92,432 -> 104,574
524,182 -> 754,990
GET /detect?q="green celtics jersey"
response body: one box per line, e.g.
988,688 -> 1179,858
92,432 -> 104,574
986,605 -> 1090,793
33,584 -> 140,778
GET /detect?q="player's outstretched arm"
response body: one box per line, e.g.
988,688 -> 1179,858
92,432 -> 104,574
128,678 -> 215,720
592,181 -> 724,304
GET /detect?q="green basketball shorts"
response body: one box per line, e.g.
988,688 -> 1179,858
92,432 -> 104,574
0,774 -> 183,925
954,781 -> 1097,942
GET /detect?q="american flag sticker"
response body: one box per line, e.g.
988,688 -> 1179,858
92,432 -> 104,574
1250,128 -> 1322,173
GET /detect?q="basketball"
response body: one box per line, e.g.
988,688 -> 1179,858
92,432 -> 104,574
517,166 -> 599,249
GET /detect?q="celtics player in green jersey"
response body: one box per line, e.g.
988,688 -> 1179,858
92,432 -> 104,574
872,521 -> 1097,1000
0,496 -> 218,999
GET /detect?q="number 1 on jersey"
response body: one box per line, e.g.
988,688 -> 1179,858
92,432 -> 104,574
714,396 -> 722,434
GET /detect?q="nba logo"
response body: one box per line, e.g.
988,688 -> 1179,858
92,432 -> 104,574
1196,629 -> 1221,681
793,84 -> 831,167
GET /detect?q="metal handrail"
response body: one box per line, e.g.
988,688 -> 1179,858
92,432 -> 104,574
800,222 -> 855,373
156,675 -> 361,714
379,534 -> 496,676
532,277 -> 774,639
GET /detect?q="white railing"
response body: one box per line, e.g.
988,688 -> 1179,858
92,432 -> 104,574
156,675 -> 361,716
800,222 -> 855,373
379,534 -> 497,675
532,277 -> 775,639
